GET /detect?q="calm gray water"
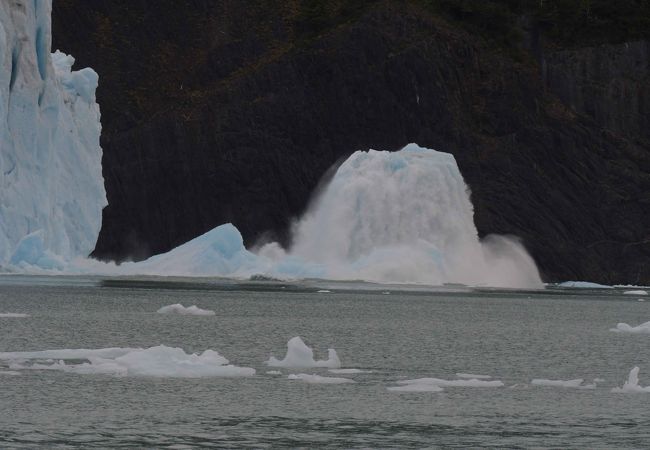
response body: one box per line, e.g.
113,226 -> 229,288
0,276 -> 649,448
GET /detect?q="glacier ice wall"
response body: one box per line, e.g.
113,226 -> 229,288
0,0 -> 106,267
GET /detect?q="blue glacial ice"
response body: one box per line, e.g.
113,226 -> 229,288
0,1 -> 105,268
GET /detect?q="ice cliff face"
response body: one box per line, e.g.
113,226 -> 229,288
0,0 -> 105,267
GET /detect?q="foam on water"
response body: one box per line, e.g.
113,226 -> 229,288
266,336 -> 341,369
0,345 -> 255,378
156,304 -> 216,316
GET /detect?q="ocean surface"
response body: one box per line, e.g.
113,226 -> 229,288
1,275 -> 649,448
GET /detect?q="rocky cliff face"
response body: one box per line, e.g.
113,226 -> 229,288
545,40 -> 650,144
51,1 -> 650,284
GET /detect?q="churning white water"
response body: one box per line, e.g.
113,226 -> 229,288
264,144 -> 542,288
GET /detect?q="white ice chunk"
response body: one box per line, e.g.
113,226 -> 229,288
387,383 -> 444,392
612,367 -> 650,393
266,370 -> 282,375
0,370 -> 21,376
156,304 -> 215,316
316,290 -> 331,293
531,378 -> 596,389
610,321 -> 650,334
266,336 -> 341,368
558,281 -> 613,289
624,290 -> 648,295
328,368 -> 371,374
394,377 -> 504,388
0,345 -> 254,378
0,313 -> 29,318
287,373 -> 354,384
456,373 -> 492,379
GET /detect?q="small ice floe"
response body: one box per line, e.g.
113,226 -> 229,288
156,304 -> 215,316
388,383 -> 444,392
612,367 -> 650,394
328,368 -> 371,374
456,373 -> 492,379
0,371 -> 21,376
316,290 -> 331,293
266,336 -> 341,369
287,373 -> 354,384
266,370 -> 282,375
558,281 -> 613,289
0,345 -> 254,378
610,321 -> 650,334
639,299 -> 646,302
381,291 -> 390,295
388,376 -> 503,392
531,378 -> 596,389
0,313 -> 29,318
624,290 -> 648,296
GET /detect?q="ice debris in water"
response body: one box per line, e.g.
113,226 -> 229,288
456,373 -> 492,379
558,281 -> 613,289
388,376 -> 504,392
266,370 -> 282,375
0,345 -> 254,378
0,313 -> 29,318
328,368 -> 371,374
266,336 -> 341,368
610,321 -> 650,334
624,290 -> 648,295
287,373 -> 354,384
612,367 -> 650,394
156,304 -> 215,316
531,378 -> 596,389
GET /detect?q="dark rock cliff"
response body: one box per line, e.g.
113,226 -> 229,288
51,1 -> 650,284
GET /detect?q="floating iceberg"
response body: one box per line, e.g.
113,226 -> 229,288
395,377 -> 504,388
388,376 -> 504,392
623,290 -> 648,296
328,368 -> 371,374
266,336 -> 341,369
612,367 -> 650,393
610,321 -> 650,334
0,1 -> 105,269
387,383 -> 444,393
456,373 -> 492,379
0,345 -> 255,378
156,304 -> 215,316
531,378 -> 596,389
0,313 -> 29,318
287,373 -> 355,384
